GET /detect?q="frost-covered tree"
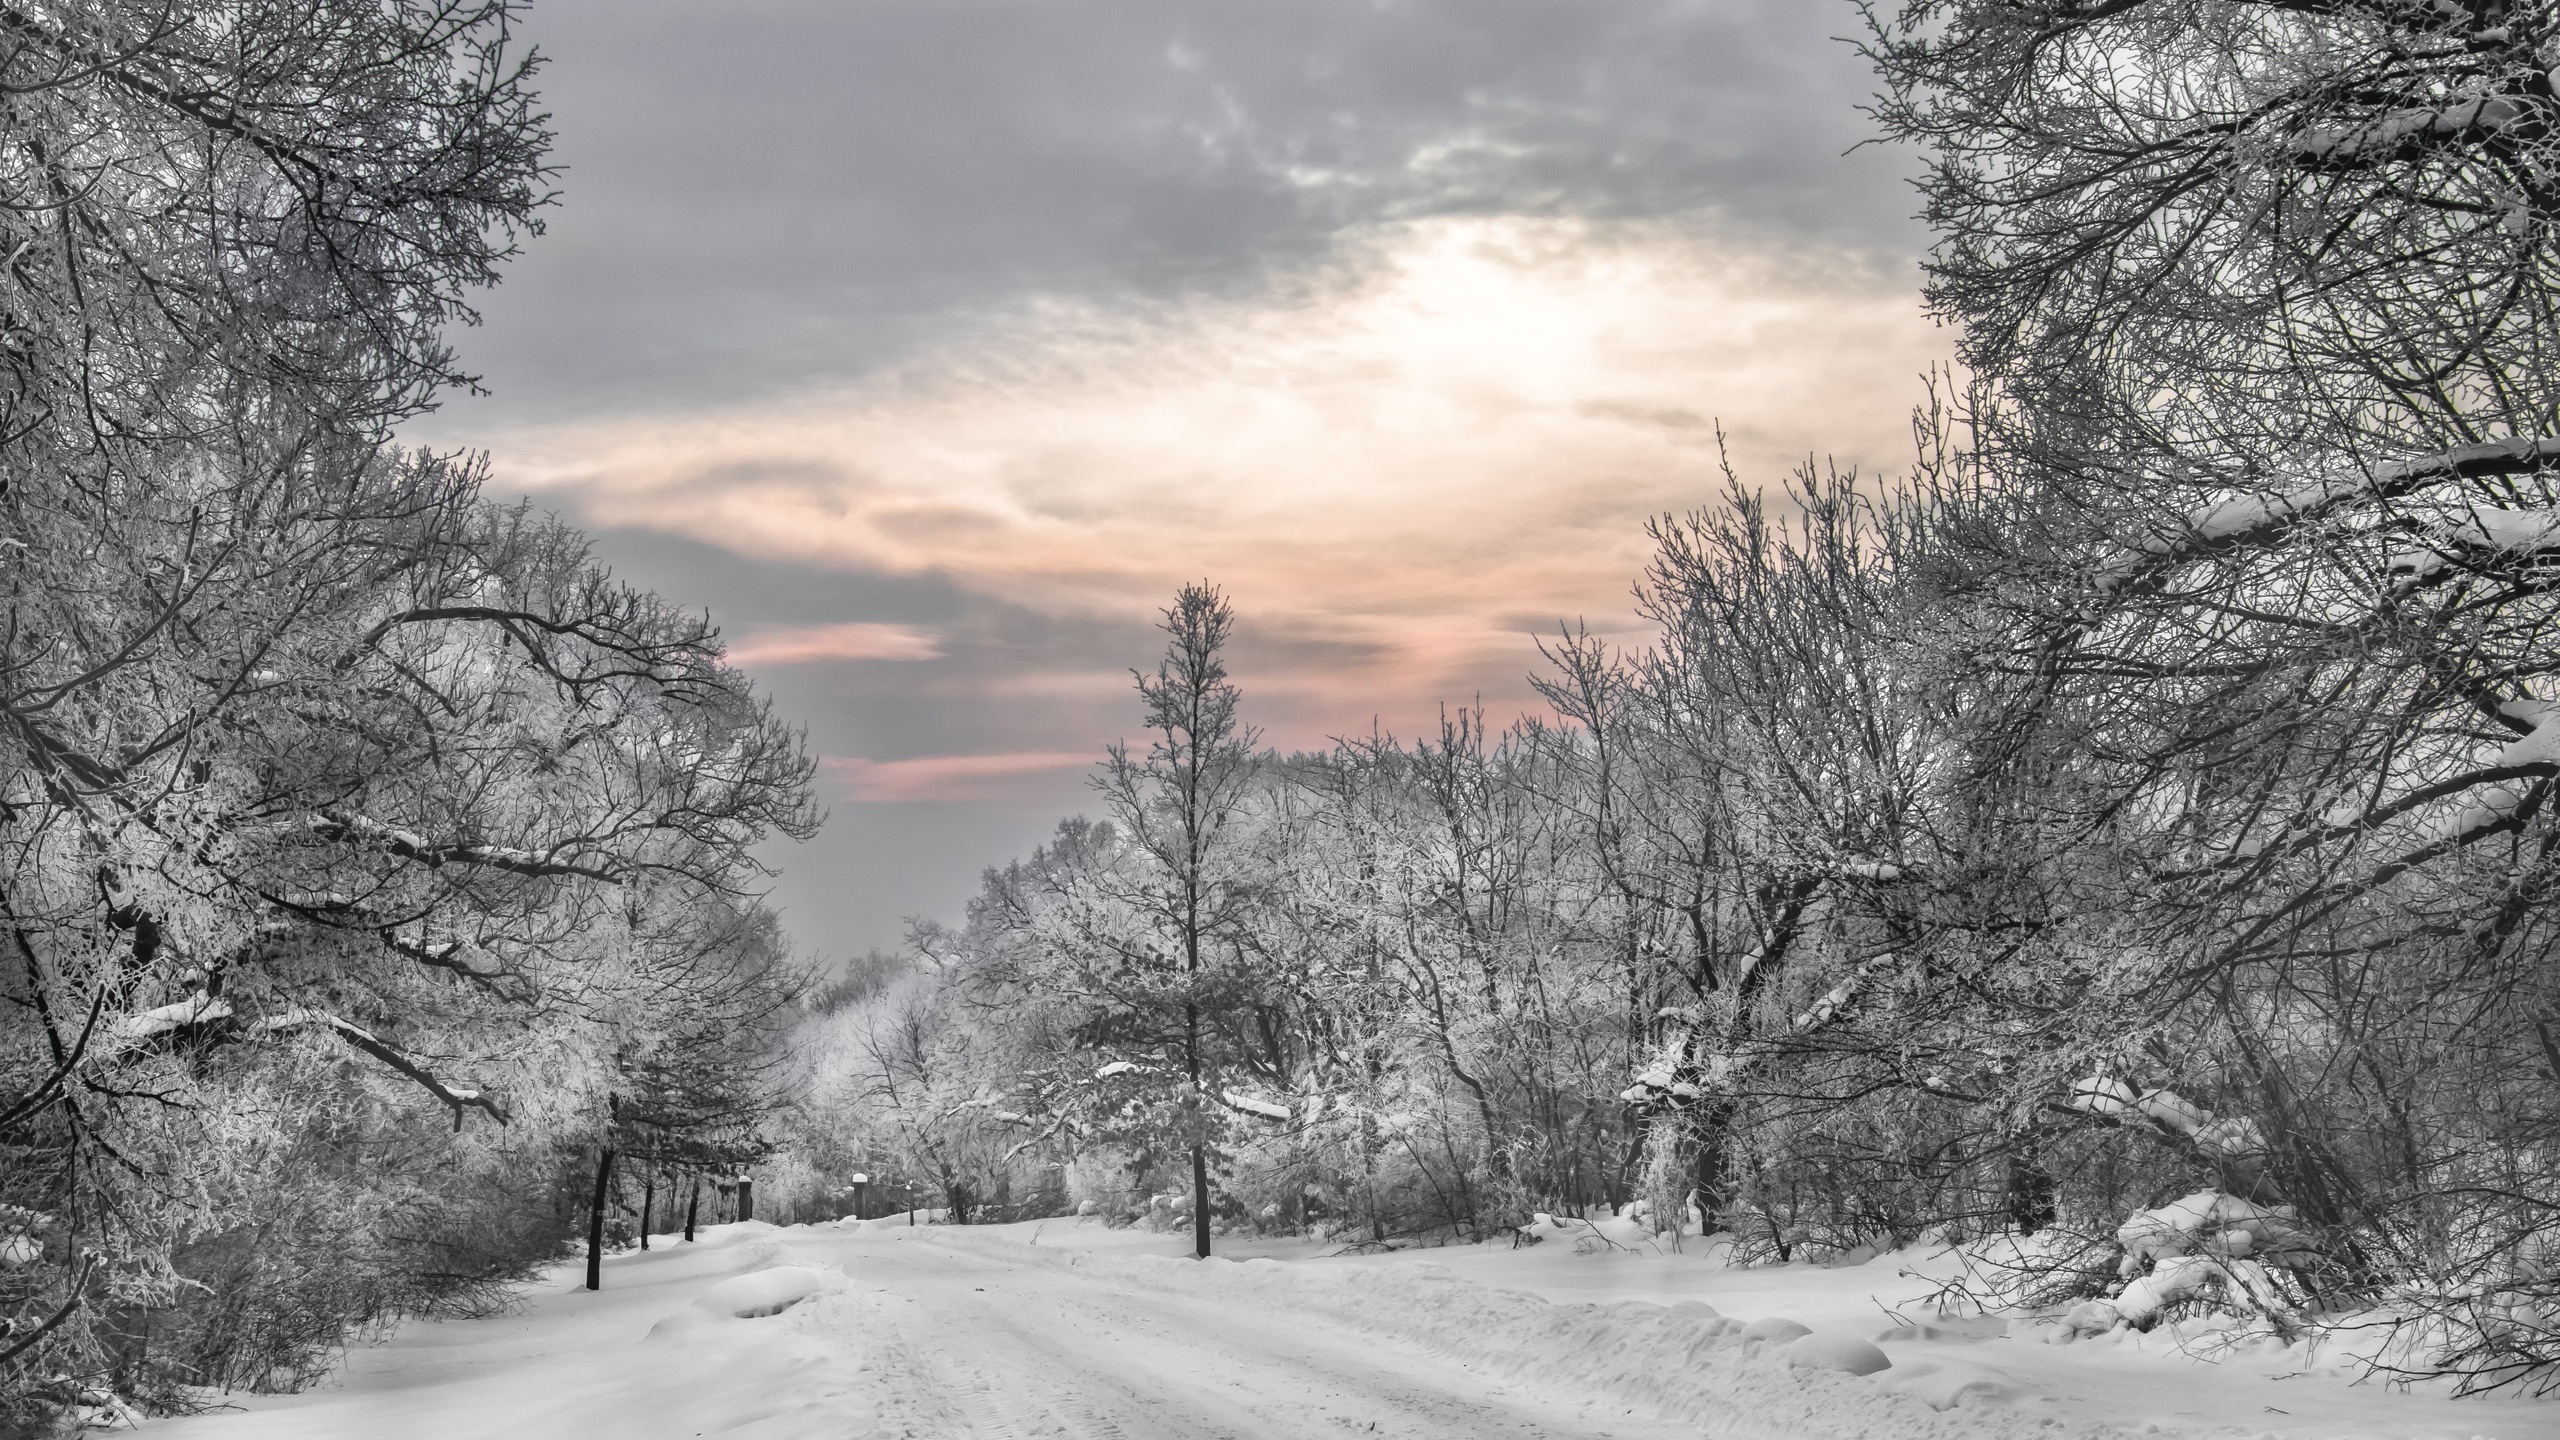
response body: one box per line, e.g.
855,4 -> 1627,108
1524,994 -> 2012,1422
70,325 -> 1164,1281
582,903 -> 805,1287
0,2 -> 824,1419
1103,584 -> 1265,1258
1863,0 -> 2560,1383
977,585 -> 1266,1258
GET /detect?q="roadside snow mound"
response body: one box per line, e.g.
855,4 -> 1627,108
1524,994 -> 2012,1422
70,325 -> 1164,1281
647,1264 -> 833,1339
696,1265 -> 828,1318
1781,1332 -> 1891,1375
1871,1358 -> 2031,1411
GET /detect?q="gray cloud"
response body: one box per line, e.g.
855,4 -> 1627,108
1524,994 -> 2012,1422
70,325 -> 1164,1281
428,1 -> 1932,958
423,0 -> 1917,433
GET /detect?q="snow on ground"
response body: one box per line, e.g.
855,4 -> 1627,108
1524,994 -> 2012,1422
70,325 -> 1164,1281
146,1217 -> 2558,1440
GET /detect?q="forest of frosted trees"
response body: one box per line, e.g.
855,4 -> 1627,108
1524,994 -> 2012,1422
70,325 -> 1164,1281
793,0 -> 2560,1400
7,0 -> 2560,1430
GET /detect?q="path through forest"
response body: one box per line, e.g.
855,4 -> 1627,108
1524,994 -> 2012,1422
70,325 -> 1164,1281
145,1219 -> 2557,1440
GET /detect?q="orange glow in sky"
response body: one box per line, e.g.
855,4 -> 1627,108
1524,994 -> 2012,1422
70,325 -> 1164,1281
486,216 -> 1949,766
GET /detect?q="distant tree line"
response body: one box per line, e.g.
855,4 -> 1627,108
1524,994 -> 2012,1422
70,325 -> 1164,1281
793,0 -> 2560,1396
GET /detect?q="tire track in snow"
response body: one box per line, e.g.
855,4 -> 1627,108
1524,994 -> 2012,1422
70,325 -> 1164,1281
836,1232 -> 1699,1440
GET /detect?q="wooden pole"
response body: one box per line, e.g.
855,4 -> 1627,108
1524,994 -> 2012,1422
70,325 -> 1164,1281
584,1145 -> 615,1291
684,1173 -> 700,1242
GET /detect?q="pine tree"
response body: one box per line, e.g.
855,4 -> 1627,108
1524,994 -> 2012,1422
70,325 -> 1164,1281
1095,584 -> 1264,1258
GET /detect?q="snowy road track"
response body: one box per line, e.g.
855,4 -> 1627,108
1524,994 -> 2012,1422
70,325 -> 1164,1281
148,1223 -> 1723,1440
828,1236 -> 1697,1440
145,1219 -> 2560,1440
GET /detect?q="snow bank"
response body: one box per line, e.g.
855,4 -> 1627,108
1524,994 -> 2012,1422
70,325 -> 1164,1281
647,1263 -> 833,1339
1781,1332 -> 1892,1376
693,1265 -> 827,1318
1873,1358 -> 2033,1412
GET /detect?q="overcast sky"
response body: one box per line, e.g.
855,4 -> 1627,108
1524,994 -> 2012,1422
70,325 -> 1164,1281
406,0 -> 1950,965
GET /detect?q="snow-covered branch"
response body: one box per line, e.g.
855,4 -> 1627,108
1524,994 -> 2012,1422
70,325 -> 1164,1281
306,812 -> 624,882
256,1009 -> 511,1127
2101,438 -> 2560,590
1621,953 -> 1897,1110
98,994 -> 508,1127
1217,1089 -> 1292,1122
2289,91 -> 2548,170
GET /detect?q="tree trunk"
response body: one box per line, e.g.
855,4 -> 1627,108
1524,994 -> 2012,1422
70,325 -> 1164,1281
1688,1097 -> 1736,1217
1191,1143 -> 1211,1259
2005,1145 -> 2058,1235
1362,1107 -> 1387,1243
1188,996 -> 1211,1260
584,1145 -> 615,1291
640,1167 -> 656,1250
684,1173 -> 699,1242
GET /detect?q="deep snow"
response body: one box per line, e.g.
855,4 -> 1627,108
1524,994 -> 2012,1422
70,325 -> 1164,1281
144,1217 -> 2559,1440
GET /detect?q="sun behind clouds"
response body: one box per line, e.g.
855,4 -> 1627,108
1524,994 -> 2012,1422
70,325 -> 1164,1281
486,214 -> 1949,748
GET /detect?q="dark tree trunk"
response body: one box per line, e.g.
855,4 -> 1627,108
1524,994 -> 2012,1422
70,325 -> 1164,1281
1187,996 -> 1211,1260
584,1145 -> 616,1291
684,1174 -> 699,1242
2005,1145 -> 2059,1235
1691,1102 -> 1734,1216
640,1168 -> 656,1250
1191,1144 -> 1211,1259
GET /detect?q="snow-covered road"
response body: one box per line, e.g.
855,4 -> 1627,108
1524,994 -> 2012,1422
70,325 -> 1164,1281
792,1234 -> 1698,1439
151,1223 -> 1720,1440
149,1218 -> 2560,1440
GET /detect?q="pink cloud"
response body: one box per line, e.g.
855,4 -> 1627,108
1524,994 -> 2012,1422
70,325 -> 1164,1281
486,215 -> 1954,748
726,621 -> 942,666
822,751 -> 1096,803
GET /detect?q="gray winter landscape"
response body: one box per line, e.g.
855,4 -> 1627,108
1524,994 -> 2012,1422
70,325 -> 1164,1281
5,3 -> 2560,1438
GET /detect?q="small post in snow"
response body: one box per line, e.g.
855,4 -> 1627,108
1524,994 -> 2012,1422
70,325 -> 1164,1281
850,1172 -> 868,1222
736,1171 -> 753,1223
684,1173 -> 699,1243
